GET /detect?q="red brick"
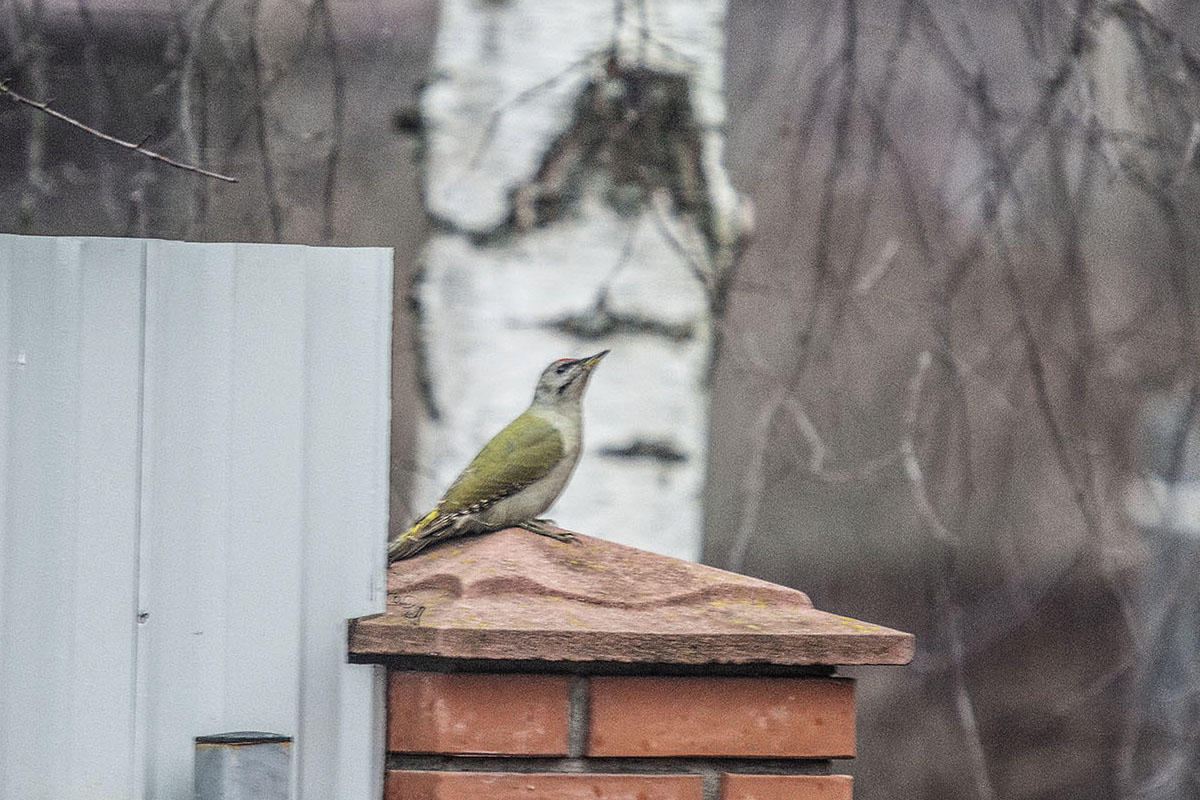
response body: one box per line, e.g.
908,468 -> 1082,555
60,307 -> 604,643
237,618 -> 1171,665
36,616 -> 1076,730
588,676 -> 854,758
721,774 -> 853,800
385,771 -> 703,800
388,672 -> 569,755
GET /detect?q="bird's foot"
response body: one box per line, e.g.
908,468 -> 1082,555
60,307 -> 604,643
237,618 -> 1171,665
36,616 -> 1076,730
518,518 -> 576,543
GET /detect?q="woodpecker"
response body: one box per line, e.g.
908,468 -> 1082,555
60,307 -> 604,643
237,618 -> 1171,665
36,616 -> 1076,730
389,350 -> 608,561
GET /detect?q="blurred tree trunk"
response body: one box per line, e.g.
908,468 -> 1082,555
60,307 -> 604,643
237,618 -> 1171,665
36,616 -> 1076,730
707,2 -> 1200,800
405,0 -> 749,560
1091,8 -> 1200,799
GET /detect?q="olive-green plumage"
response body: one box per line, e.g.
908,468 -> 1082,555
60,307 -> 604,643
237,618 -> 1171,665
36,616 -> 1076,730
389,351 -> 607,561
440,411 -> 564,512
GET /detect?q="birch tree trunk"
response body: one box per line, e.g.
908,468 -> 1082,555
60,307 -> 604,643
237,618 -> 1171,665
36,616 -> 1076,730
410,0 -> 749,560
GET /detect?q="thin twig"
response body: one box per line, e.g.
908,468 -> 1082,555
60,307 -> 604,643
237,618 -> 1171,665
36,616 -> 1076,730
726,384 -> 786,572
0,78 -> 238,183
901,348 -> 993,800
648,192 -> 714,297
469,52 -> 601,170
853,238 -> 901,295
937,572 -> 998,800
14,4 -> 49,230
901,351 -> 957,547
247,0 -> 283,240
790,0 -> 860,377
314,0 -> 345,242
177,0 -> 224,235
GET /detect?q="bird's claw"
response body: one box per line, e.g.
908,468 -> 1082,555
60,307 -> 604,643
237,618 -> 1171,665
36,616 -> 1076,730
519,518 -> 577,543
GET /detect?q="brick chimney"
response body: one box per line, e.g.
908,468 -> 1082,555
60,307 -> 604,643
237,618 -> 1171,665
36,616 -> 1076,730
349,529 -> 913,800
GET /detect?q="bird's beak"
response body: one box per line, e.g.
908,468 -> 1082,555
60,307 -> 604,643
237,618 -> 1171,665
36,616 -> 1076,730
579,350 -> 609,369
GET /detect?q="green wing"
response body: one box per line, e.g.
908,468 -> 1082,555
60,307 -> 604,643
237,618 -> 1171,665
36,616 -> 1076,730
438,410 -> 564,514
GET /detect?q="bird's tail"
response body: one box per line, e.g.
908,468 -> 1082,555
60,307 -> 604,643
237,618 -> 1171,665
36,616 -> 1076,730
388,509 -> 448,562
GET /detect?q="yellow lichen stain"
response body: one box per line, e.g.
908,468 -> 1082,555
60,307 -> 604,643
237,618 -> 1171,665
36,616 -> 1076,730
718,597 -> 770,609
446,613 -> 493,629
836,615 -> 875,631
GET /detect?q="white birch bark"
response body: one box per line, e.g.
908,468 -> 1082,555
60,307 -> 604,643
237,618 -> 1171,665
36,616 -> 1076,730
411,0 -> 748,560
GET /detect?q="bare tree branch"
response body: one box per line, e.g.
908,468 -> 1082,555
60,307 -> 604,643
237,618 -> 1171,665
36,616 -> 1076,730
247,0 -> 283,239
176,0 -> 224,236
726,384 -> 786,572
901,351 -> 956,547
314,0 -> 345,243
0,78 -> 238,183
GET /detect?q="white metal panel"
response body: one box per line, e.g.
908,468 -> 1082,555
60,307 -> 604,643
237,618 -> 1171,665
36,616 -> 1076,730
136,242 -> 239,800
137,239 -> 391,800
0,236 -> 145,800
0,237 -> 7,635
68,238 -> 146,797
224,245 -> 306,732
1,234 -> 82,799
0,234 -> 391,800
295,249 -> 391,800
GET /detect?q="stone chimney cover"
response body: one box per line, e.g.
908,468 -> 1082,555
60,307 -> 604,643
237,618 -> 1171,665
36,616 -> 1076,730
349,528 -> 914,667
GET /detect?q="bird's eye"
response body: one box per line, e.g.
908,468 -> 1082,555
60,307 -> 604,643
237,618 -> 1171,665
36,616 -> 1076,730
555,363 -> 569,375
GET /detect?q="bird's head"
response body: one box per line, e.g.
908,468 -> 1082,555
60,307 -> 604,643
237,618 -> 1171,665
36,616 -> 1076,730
531,350 -> 609,406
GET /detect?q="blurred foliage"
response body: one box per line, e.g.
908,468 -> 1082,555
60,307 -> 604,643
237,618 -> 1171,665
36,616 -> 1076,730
708,3 -> 1200,800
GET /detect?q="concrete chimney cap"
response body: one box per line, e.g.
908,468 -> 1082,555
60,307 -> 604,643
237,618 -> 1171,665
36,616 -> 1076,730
349,528 -> 914,669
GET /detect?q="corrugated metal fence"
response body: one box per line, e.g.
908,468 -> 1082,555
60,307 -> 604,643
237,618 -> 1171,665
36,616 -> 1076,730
0,234 -> 392,799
